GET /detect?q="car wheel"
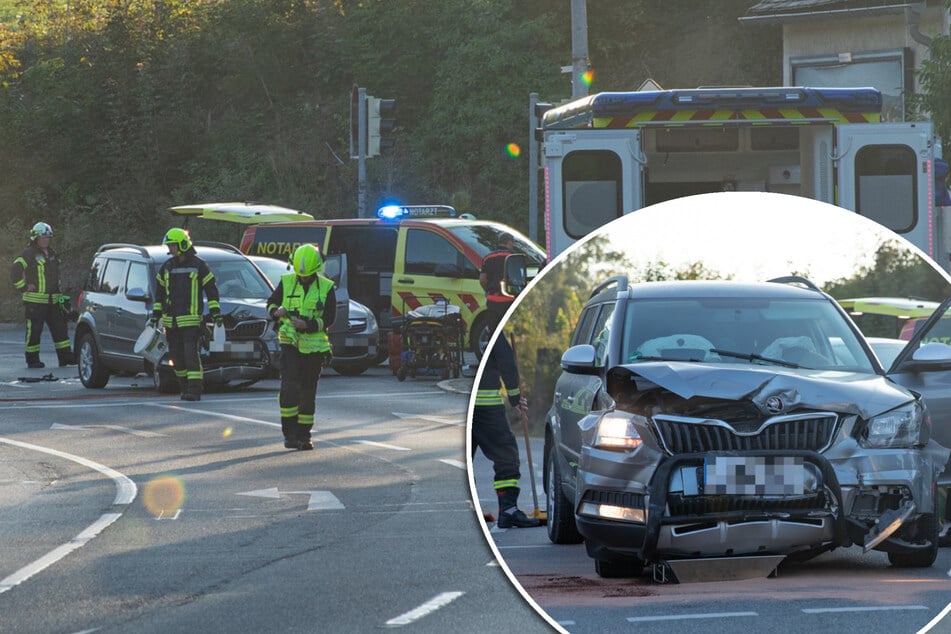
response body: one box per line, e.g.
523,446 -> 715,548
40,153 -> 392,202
396,366 -> 406,382
545,441 -> 583,544
469,313 -> 490,359
77,331 -> 110,389
887,505 -> 939,568
152,362 -> 179,394
595,556 -> 644,579
334,363 -> 369,376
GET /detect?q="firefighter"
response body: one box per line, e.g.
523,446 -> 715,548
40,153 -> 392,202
11,222 -> 75,368
149,228 -> 221,401
267,243 -> 336,450
479,231 -> 515,333
471,333 -> 540,528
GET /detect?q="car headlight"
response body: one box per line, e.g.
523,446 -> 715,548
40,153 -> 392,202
594,411 -> 643,451
861,401 -> 925,448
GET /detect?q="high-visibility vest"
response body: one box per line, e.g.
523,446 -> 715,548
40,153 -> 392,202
279,273 -> 333,354
12,244 -> 65,305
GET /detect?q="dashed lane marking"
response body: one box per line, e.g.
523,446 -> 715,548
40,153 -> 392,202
384,591 -> 465,627
356,440 -> 411,451
627,612 -> 759,622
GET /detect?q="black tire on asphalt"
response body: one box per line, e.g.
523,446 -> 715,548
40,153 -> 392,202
77,331 -> 110,389
152,361 -> 179,394
595,556 -> 644,579
545,441 -> 583,545
887,505 -> 939,568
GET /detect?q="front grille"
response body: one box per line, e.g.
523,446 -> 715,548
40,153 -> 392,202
581,489 -> 646,510
667,491 -> 828,516
652,412 -> 838,454
229,319 -> 268,340
348,319 -> 368,333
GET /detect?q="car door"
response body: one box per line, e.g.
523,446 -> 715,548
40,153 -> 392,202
885,296 -> 951,481
320,253 -> 351,343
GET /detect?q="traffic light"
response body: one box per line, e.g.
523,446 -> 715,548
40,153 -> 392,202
367,97 -> 396,157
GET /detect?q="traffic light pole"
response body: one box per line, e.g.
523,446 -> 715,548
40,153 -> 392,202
358,86 -> 368,218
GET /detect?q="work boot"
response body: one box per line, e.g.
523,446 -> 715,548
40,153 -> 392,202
181,393 -> 201,402
282,419 -> 297,449
296,424 -> 314,451
497,507 -> 541,528
57,350 -> 76,367
26,353 -> 44,369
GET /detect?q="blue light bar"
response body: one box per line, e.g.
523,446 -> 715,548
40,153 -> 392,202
377,205 -> 405,220
376,205 -> 457,220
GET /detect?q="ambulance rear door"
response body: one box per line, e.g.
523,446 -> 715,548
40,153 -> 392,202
543,130 -> 644,258
836,123 -> 939,263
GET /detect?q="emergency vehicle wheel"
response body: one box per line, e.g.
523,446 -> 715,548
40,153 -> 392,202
77,331 -> 109,389
396,366 -> 406,382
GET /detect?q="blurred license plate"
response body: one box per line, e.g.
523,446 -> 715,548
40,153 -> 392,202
704,456 -> 805,495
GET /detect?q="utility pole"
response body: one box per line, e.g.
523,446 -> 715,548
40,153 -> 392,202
528,92 -> 539,244
357,86 -> 368,218
570,0 -> 589,98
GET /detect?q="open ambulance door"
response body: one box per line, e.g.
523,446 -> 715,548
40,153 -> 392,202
543,131 -> 644,258
835,123 -> 943,267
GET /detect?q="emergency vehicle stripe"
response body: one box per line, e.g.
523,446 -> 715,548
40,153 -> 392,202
592,107 -> 880,128
458,293 -> 480,312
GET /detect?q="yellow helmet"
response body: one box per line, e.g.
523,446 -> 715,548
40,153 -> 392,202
163,227 -> 192,252
292,243 -> 323,276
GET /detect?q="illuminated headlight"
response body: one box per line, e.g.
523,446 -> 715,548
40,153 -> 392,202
594,411 -> 643,451
578,502 -> 645,523
862,401 -> 925,448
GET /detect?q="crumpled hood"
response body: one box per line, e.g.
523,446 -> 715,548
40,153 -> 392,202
606,361 -> 915,420
218,297 -> 269,320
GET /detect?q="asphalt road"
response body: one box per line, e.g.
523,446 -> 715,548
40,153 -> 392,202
0,324 -> 555,633
470,419 -> 951,634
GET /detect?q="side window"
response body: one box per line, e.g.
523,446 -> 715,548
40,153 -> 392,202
327,226 -> 397,271
99,259 -> 127,295
562,150 -> 622,240
85,256 -> 106,292
126,261 -> 150,296
591,303 -> 617,367
405,229 -> 474,277
855,144 -> 917,233
571,305 -> 600,347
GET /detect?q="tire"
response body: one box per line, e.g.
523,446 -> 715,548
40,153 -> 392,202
152,362 -> 179,394
595,556 -> 644,579
334,363 -> 369,376
396,366 -> 406,382
888,507 -> 939,568
469,313 -> 490,359
77,331 -> 110,389
545,441 -> 583,544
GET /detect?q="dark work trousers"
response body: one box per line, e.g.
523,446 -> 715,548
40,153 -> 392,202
279,344 -> 325,441
471,404 -> 522,493
166,326 -> 203,396
485,298 -> 514,335
24,302 -> 71,365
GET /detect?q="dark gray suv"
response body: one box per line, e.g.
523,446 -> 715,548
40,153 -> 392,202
545,276 -> 951,579
75,242 -> 281,392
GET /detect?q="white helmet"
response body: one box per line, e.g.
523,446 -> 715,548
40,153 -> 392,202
30,222 -> 53,240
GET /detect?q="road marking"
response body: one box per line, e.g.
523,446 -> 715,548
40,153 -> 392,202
627,612 -> 758,622
236,487 -> 344,511
919,602 -> 951,633
392,412 -> 463,426
802,606 -> 930,613
51,422 -> 166,437
0,438 -> 137,594
439,459 -> 466,469
356,440 -> 411,451
384,591 -> 465,627
148,403 -> 278,427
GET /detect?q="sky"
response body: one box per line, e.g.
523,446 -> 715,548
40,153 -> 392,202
558,191 -> 951,287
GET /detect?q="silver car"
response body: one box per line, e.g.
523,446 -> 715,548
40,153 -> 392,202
545,276 -> 951,579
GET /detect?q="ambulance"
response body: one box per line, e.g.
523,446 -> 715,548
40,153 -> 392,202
171,202 -> 547,359
538,86 -> 951,268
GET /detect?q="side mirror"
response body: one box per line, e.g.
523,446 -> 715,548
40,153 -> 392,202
501,254 -> 527,297
561,344 -> 599,375
126,287 -> 152,303
905,341 -> 951,370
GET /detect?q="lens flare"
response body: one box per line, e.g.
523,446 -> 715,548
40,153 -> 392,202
505,143 -> 521,158
582,70 -> 595,86
142,474 -> 186,518
222,426 -> 233,438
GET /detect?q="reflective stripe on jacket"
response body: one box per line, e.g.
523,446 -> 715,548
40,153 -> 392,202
11,244 -> 64,304
153,250 -> 220,328
276,272 -> 333,354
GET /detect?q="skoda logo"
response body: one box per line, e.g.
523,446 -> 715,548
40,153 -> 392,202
765,396 -> 784,415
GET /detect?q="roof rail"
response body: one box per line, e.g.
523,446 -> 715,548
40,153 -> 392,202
95,243 -> 150,258
194,240 -> 242,254
767,275 -> 821,292
589,275 -> 630,300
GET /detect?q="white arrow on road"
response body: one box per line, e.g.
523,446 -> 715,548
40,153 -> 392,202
51,423 -> 166,437
237,488 -> 344,511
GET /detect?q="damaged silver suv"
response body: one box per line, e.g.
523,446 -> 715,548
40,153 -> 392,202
544,276 -> 951,579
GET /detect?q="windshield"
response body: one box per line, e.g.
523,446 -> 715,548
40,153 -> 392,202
206,259 -> 273,299
445,223 -> 547,267
621,296 -> 876,372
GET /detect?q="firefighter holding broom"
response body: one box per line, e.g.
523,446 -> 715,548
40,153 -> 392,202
471,333 -> 541,528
